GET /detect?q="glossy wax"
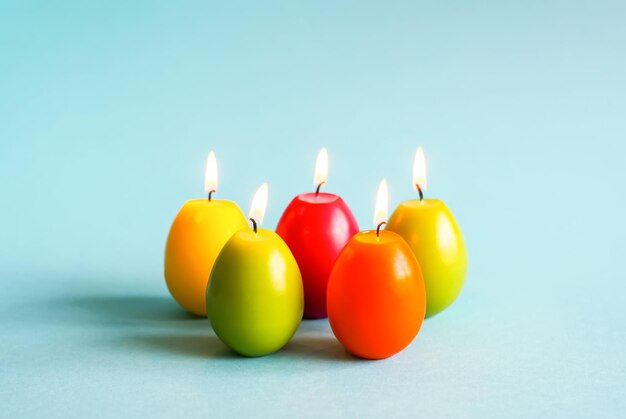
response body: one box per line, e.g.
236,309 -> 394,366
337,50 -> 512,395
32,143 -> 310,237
327,230 -> 426,360
207,228 -> 304,357
276,192 -> 358,319
164,199 -> 247,316
387,199 -> 467,317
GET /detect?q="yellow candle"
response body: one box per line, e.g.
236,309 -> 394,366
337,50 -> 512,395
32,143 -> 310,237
164,152 -> 247,316
386,147 -> 467,317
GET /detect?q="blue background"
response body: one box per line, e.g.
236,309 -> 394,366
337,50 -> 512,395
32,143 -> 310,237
1,1 -> 625,417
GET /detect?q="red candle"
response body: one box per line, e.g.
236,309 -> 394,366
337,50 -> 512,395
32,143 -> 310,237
327,179 -> 426,359
276,148 -> 359,319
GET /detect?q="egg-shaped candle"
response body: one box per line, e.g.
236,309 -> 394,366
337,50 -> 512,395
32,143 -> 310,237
386,147 -> 468,317
327,180 -> 426,360
276,148 -> 359,319
207,183 -> 304,357
164,152 -> 248,316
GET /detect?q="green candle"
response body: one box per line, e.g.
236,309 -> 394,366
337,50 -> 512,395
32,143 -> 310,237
206,183 -> 304,357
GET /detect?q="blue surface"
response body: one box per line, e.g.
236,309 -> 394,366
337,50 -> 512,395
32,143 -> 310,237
1,1 -> 625,417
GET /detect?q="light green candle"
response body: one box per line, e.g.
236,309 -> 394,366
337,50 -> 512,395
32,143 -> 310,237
386,148 -> 467,317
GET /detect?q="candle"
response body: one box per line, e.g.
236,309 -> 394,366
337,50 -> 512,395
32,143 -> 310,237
327,180 -> 426,360
164,152 -> 247,316
207,183 -> 304,357
386,147 -> 468,317
276,148 -> 359,319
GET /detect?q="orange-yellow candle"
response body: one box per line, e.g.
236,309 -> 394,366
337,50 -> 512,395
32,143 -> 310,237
386,147 -> 468,317
164,151 -> 247,316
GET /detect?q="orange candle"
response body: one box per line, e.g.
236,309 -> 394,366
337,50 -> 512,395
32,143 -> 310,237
327,180 -> 426,359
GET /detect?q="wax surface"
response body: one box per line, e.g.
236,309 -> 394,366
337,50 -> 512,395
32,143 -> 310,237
207,228 -> 304,357
327,230 -> 426,359
387,199 -> 467,317
164,199 -> 247,316
276,192 -> 358,318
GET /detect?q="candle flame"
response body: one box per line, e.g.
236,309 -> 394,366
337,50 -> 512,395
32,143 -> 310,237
204,151 -> 218,194
413,147 -> 427,192
373,179 -> 389,227
249,183 -> 269,227
313,147 -> 328,188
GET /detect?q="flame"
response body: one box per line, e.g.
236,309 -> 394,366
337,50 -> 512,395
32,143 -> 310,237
373,179 -> 389,227
413,147 -> 427,192
204,151 -> 218,194
313,147 -> 328,188
249,183 -> 269,227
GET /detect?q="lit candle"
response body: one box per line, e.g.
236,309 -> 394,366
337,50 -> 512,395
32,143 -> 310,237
386,147 -> 468,317
164,152 -> 248,316
327,180 -> 426,360
276,148 -> 359,319
207,183 -> 304,357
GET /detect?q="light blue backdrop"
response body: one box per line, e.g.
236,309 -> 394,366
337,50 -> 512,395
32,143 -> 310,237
1,1 -> 624,417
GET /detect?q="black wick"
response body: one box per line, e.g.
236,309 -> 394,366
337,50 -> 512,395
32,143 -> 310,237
315,182 -> 325,197
208,190 -> 215,202
376,221 -> 386,237
249,218 -> 258,234
415,184 -> 424,202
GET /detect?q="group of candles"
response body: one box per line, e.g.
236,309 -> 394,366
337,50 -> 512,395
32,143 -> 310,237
164,148 -> 467,359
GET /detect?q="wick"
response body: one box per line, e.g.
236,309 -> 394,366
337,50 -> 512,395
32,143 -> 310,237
249,218 -> 258,234
208,190 -> 215,202
315,182 -> 325,197
415,184 -> 424,203
376,221 -> 386,237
